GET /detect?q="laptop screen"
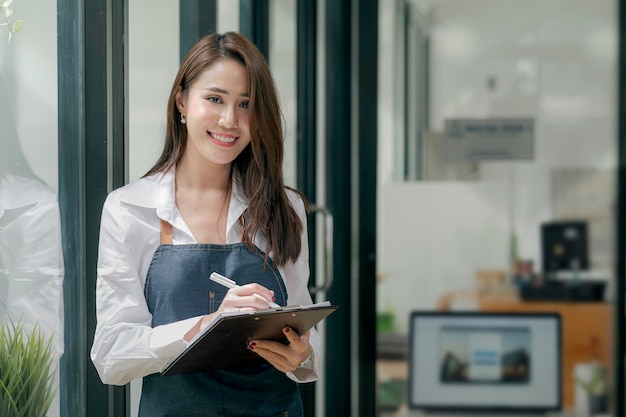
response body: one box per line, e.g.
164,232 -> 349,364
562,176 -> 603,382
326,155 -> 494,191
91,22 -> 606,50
408,311 -> 561,412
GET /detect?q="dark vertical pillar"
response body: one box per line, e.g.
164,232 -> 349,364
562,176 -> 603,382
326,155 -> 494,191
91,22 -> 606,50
179,0 -> 217,62
59,0 -> 128,415
239,0 -> 270,60
58,0 -> 87,414
616,1 -> 626,415
356,0 -> 378,415
111,0 -> 128,207
324,0 -> 352,415
296,2 -> 317,414
296,0 -> 317,202
109,0 -> 130,414
402,3 -> 410,180
84,1 -> 113,416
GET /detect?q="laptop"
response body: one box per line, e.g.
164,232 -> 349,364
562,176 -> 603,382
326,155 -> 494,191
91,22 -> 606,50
408,311 -> 562,415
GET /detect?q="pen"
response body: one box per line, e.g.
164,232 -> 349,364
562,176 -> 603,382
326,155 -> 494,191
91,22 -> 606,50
209,272 -> 281,308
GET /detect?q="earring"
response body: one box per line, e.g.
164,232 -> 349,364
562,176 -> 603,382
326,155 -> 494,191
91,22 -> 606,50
181,114 -> 186,124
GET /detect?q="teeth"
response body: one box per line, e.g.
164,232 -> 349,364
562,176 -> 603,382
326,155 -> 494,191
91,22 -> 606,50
211,133 -> 236,143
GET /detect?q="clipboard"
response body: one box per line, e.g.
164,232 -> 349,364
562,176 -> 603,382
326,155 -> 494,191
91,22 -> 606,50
161,303 -> 338,375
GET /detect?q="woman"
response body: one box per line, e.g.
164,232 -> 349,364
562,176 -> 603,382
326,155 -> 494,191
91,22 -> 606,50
90,32 -> 319,417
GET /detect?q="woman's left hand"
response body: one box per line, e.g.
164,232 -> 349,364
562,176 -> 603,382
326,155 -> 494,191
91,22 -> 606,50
247,328 -> 312,373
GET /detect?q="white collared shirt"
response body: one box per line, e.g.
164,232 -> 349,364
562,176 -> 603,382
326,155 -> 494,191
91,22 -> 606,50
90,169 -> 320,386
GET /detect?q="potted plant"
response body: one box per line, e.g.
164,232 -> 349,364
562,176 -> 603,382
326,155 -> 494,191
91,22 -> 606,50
0,304 -> 57,417
576,361 -> 609,416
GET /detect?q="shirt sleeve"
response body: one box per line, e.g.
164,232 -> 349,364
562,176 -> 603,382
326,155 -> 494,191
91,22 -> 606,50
280,192 -> 322,383
90,192 -> 197,386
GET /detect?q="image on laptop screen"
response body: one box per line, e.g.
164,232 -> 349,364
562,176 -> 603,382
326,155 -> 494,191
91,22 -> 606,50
440,325 -> 531,384
409,312 -> 561,412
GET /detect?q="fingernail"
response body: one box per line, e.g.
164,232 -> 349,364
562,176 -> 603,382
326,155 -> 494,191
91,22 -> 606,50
248,342 -> 256,349
272,296 -> 276,302
284,327 -> 290,333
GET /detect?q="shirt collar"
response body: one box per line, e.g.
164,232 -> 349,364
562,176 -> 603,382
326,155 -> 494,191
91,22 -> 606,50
118,169 -> 176,221
118,167 -> 249,232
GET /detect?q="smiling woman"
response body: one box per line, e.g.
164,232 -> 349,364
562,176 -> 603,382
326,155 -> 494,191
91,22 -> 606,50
175,59 -> 252,171
90,32 -> 320,417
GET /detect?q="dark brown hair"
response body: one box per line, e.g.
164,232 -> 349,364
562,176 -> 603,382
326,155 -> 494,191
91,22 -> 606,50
145,32 -> 307,266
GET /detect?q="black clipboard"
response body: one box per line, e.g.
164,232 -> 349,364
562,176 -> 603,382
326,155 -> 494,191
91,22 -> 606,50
161,303 -> 338,375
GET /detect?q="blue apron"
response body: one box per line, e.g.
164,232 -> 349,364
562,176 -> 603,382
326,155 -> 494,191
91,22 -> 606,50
138,220 -> 303,417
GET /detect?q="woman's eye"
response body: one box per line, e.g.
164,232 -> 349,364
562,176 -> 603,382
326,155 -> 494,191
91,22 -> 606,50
240,101 -> 249,109
207,96 -> 221,103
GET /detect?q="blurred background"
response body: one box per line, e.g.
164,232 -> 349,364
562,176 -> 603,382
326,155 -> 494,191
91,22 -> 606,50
0,1 -> 622,417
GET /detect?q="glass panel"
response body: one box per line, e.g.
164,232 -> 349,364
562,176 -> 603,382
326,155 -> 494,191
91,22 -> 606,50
269,0 -> 297,188
127,1 -> 179,414
128,0 -> 179,183
0,1 -> 63,417
377,0 -> 618,416
217,0 -> 239,33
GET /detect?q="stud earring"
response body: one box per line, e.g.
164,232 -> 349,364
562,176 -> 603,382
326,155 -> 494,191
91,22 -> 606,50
181,114 -> 186,124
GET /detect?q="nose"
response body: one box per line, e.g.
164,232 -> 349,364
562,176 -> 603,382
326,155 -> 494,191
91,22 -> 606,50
218,106 -> 238,129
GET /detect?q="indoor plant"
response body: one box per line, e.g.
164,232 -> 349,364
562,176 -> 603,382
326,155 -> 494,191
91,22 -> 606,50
0,305 -> 57,417
576,361 -> 609,416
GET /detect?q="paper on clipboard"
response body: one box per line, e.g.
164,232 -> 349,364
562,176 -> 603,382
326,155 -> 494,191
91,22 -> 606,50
161,301 -> 337,375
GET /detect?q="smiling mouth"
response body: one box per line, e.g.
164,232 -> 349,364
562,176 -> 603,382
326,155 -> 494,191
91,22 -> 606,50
209,132 -> 237,143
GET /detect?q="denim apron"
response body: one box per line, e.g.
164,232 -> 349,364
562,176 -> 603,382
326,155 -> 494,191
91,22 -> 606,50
138,220 -> 303,417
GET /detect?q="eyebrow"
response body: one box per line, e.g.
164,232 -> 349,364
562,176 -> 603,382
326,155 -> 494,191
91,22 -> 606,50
203,87 -> 249,98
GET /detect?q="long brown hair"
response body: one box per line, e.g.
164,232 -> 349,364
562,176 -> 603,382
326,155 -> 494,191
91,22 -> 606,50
145,32 -> 307,266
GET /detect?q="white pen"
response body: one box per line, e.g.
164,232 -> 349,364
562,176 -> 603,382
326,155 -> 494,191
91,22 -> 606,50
209,272 -> 281,308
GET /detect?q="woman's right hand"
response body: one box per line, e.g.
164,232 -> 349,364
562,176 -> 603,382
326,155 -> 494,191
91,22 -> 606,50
185,283 -> 276,340
215,283 -> 276,315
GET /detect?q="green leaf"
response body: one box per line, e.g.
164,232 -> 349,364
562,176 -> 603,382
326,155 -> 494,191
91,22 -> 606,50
11,20 -> 21,32
1,5 -> 12,19
0,317 -> 57,417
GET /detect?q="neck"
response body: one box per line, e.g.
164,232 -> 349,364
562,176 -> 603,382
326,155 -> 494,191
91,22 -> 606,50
175,157 -> 231,191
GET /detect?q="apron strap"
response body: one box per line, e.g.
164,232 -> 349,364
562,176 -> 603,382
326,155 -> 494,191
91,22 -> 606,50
160,219 -> 173,244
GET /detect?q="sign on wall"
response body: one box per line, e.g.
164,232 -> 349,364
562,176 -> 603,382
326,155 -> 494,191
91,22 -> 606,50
444,118 -> 534,161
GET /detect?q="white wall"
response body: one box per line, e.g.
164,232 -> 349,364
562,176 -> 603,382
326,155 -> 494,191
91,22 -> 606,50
128,0 -> 179,182
377,0 -> 617,333
217,0 -> 239,33
270,0 -> 297,188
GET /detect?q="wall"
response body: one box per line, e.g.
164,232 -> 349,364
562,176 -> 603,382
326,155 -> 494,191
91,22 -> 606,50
377,0 -> 617,333
269,0 -> 297,188
128,0 -> 179,182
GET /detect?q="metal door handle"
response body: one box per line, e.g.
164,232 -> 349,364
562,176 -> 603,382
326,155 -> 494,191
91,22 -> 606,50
308,204 -> 333,293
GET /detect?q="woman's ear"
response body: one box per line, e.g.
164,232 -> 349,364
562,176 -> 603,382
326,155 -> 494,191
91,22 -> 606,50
175,86 -> 185,115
